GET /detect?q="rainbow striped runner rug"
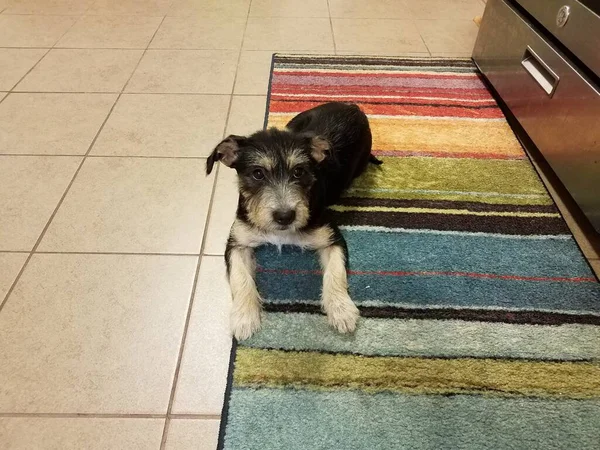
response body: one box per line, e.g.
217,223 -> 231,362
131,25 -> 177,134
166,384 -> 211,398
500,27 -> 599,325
217,55 -> 600,449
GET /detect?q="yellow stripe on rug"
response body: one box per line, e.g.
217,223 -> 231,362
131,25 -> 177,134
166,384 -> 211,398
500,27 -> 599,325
234,348 -> 600,399
329,205 -> 560,218
268,114 -> 524,157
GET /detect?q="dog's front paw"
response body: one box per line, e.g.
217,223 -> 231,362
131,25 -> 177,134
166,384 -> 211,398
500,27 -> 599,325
323,292 -> 359,334
230,300 -> 262,341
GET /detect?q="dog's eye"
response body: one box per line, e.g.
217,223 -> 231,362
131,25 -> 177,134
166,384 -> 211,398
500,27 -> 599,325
292,167 -> 304,179
252,168 -> 265,180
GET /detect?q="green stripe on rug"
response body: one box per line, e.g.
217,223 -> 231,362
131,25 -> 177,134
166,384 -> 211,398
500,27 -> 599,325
234,348 -> 600,399
345,157 -> 551,205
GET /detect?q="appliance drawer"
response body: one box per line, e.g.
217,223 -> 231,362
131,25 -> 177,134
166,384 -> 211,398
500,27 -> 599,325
516,0 -> 600,76
472,0 -> 600,232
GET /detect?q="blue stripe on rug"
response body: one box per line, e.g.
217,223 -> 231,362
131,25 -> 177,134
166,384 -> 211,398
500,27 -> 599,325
224,388 -> 600,450
256,272 -> 600,313
255,230 -> 593,278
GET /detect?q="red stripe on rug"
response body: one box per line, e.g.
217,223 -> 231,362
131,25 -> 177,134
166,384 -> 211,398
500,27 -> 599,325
270,100 -> 504,118
272,85 -> 493,98
273,70 -> 480,79
257,268 -> 597,283
269,94 -> 498,107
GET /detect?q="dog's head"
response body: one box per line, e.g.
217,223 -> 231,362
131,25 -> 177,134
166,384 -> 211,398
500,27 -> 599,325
206,128 -> 330,232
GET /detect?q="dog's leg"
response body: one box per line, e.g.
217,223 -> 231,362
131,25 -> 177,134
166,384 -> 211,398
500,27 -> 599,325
226,243 -> 262,340
318,236 -> 359,333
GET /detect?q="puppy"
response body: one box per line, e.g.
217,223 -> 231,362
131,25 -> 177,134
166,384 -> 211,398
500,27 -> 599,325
206,102 -> 381,340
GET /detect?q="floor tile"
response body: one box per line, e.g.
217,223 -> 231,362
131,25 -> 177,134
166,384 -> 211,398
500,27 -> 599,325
243,17 -> 334,51
15,49 -> 143,93
0,253 -> 27,301
226,95 -> 267,136
164,419 -> 220,450
0,49 -> 47,91
0,14 -> 77,47
0,156 -> 81,251
150,16 -> 245,49
0,254 -> 197,413
203,167 -> 238,256
91,94 -> 230,157
416,19 -> 479,53
3,0 -> 95,15
591,259 -> 600,279
405,0 -> 484,19
333,19 -> 427,53
0,418 -> 164,450
329,0 -> 414,18
87,0 -> 172,15
0,93 -> 117,155
0,92 -> 6,102
168,0 -> 250,17
39,157 -> 213,253
56,15 -> 162,49
250,0 -> 329,17
234,50 -> 274,95
126,50 -> 238,94
172,256 -> 232,414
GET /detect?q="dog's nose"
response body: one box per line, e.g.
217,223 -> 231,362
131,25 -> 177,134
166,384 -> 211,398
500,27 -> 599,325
273,209 -> 296,226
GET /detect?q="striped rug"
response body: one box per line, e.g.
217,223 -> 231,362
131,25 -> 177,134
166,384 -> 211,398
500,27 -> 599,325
218,55 -> 600,449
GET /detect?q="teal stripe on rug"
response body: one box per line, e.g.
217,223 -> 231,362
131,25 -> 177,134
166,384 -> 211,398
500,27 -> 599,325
255,230 -> 593,278
243,312 -> 600,361
256,272 -> 600,313
224,388 -> 600,450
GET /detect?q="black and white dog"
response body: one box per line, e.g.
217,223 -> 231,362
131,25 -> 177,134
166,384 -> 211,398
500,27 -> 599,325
207,102 -> 381,340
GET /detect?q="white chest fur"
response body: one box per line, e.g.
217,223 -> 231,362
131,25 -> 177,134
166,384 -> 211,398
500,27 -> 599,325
230,219 -> 333,250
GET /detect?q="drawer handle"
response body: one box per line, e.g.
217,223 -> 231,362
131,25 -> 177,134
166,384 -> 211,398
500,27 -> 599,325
521,47 -> 560,97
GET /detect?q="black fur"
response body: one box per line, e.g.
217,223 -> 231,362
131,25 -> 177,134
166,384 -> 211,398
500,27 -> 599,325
286,102 -> 374,208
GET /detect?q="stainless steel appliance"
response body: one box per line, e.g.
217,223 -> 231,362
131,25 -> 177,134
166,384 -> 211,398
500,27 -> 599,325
472,0 -> 600,232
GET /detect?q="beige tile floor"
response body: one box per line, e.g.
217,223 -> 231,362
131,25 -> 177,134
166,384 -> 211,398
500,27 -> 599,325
0,0 -> 598,448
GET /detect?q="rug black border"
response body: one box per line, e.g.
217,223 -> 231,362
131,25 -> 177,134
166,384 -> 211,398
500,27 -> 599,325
215,53 -> 600,450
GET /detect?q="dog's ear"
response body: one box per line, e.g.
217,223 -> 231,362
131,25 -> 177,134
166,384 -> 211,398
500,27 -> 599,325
206,135 -> 246,175
308,135 -> 330,163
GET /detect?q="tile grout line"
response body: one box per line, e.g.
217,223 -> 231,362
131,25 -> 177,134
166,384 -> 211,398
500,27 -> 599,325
33,251 -> 201,256
2,47 -> 252,50
0,154 -> 211,159
1,47 -> 346,51
0,412 -> 221,420
326,0 -> 337,55
0,413 -> 166,419
0,15 -> 168,314
159,0 -> 254,445
416,23 -> 433,56
3,91 -> 264,95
